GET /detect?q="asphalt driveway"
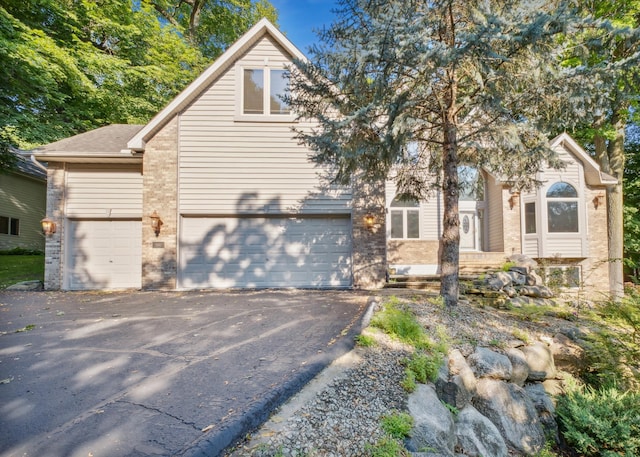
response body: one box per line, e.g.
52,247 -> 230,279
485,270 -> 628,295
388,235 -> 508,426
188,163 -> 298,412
0,289 -> 370,457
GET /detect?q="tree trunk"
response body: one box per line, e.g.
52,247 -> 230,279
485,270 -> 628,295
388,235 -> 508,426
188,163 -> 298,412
440,120 -> 460,307
606,112 -> 626,298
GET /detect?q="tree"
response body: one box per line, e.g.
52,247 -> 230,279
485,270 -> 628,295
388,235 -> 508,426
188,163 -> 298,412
149,0 -> 278,59
288,0 -> 589,306
0,0 -> 278,148
562,1 -> 640,297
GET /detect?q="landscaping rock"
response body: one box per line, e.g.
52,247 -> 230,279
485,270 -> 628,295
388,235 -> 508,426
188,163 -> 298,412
467,347 -> 512,381
519,285 -> 554,299
5,280 -> 43,291
455,405 -> 508,457
527,270 -> 543,286
508,254 -> 538,270
473,379 -> 546,455
448,350 -> 477,393
506,348 -> 529,386
522,343 -> 557,381
408,384 -> 456,456
550,333 -> 584,375
524,383 -> 559,442
505,270 -> 527,286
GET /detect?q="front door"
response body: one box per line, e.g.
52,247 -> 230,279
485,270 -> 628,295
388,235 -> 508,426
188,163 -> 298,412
459,210 -> 478,250
458,166 -> 485,251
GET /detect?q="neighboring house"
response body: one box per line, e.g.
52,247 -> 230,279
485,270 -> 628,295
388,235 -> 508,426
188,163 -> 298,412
0,148 -> 47,251
33,19 -> 615,295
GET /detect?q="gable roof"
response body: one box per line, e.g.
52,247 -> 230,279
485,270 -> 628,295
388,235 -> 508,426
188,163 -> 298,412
127,18 -> 306,152
550,133 -> 617,186
33,124 -> 144,163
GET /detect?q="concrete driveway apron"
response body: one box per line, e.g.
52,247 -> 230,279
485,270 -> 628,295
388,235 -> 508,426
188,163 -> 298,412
0,290 -> 370,457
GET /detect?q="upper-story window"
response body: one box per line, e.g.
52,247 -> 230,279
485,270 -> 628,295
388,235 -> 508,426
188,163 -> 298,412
0,216 -> 19,236
390,197 -> 420,239
243,69 -> 290,116
546,182 -> 579,233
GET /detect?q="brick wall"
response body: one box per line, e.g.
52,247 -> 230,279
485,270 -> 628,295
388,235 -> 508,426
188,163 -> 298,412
43,163 -> 65,290
142,116 -> 179,289
582,186 -> 610,295
352,177 -> 386,289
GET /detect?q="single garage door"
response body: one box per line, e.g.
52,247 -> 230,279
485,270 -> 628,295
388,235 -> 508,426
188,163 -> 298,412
66,220 -> 142,290
178,216 -> 352,289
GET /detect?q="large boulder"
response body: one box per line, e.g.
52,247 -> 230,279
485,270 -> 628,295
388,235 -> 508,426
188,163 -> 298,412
524,383 -> 559,442
408,384 -> 456,456
455,405 -> 508,457
508,254 -> 538,270
435,350 -> 477,410
467,347 -> 512,381
519,285 -> 554,299
506,348 -> 529,387
521,343 -> 557,381
549,333 -> 584,375
473,379 -> 546,455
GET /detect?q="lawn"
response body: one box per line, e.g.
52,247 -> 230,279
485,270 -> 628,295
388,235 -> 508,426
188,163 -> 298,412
0,254 -> 45,289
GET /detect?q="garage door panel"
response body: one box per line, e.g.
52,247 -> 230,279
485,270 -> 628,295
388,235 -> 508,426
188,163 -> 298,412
179,216 -> 352,289
67,220 -> 141,290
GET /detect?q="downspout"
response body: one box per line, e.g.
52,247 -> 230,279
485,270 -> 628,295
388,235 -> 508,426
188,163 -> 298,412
30,154 -> 48,173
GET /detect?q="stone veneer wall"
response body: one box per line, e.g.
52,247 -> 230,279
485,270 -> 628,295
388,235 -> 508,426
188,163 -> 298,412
43,162 -> 65,290
502,187 -> 522,258
142,116 -> 179,289
581,186 -> 610,295
352,177 -> 387,289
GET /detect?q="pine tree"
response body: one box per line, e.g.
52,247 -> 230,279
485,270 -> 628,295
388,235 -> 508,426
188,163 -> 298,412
288,0 -> 586,306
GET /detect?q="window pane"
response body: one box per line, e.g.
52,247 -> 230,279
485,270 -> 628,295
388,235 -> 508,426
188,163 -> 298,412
390,211 -> 403,238
270,70 -> 290,114
525,202 -> 536,234
407,210 -> 420,238
547,182 -> 577,198
243,69 -> 264,114
458,166 -> 484,201
565,267 -> 581,288
0,216 -> 8,234
548,201 -> 578,232
10,218 -> 19,236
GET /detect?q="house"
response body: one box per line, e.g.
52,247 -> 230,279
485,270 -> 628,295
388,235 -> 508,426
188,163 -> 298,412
0,148 -> 47,251
33,19 -> 615,295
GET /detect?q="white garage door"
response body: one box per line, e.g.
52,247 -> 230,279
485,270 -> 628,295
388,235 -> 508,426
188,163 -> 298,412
178,216 -> 352,289
67,220 -> 142,290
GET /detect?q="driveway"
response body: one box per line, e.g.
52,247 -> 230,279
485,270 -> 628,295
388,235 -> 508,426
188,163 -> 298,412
0,290 -> 370,457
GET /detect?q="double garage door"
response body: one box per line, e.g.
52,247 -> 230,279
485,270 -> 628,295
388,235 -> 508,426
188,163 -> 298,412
66,220 -> 142,290
178,215 -> 352,289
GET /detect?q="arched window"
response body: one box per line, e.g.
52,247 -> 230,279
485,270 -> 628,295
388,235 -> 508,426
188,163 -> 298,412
390,197 -> 420,239
546,182 -> 579,233
458,166 -> 485,201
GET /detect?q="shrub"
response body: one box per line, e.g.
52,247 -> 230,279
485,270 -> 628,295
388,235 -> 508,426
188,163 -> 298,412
381,411 -> 413,439
0,247 -> 43,255
556,384 -> 640,457
371,299 -> 431,349
403,351 -> 443,384
365,436 -> 409,457
401,368 -> 416,393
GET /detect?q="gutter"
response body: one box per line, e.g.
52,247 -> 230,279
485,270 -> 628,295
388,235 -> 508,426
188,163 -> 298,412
30,154 -> 48,173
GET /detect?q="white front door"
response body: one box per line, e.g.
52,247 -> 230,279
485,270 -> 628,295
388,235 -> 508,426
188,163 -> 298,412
459,210 -> 478,250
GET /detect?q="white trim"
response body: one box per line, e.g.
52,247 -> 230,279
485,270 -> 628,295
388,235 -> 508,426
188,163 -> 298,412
128,18 -> 306,151
550,133 -> 618,186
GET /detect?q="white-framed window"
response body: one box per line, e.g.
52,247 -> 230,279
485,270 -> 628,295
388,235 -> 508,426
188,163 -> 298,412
240,68 -> 290,118
525,202 -> 536,234
543,265 -> 581,289
546,182 -> 579,233
389,197 -> 420,239
0,216 -> 19,236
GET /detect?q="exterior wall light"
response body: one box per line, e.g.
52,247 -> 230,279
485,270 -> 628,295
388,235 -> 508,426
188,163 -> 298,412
508,193 -> 519,210
41,217 -> 56,236
150,211 -> 163,237
364,213 -> 375,230
593,193 -> 605,209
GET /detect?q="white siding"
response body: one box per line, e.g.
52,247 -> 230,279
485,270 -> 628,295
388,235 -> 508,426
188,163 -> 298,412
385,180 -> 440,240
66,164 -> 143,218
178,36 -> 350,215
523,237 -> 539,257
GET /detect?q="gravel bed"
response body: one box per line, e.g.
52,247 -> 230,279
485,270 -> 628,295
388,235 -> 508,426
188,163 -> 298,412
227,291 -> 584,457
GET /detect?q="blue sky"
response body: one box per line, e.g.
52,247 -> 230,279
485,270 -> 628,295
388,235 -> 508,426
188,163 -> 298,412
269,0 -> 339,54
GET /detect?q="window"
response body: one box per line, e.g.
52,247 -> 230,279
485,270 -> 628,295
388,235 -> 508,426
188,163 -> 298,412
0,216 -> 19,236
546,182 -> 578,233
390,197 -> 420,239
242,68 -> 290,116
458,166 -> 484,201
525,202 -> 536,234
544,266 -> 581,288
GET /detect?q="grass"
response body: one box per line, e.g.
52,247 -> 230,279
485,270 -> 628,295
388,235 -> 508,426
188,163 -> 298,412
0,254 -> 44,289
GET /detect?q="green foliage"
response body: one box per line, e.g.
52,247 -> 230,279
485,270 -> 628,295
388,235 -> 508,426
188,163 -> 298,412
380,411 -> 413,440
402,351 -> 443,384
556,383 -> 640,457
0,254 -> 44,289
0,248 -> 44,255
371,298 -> 431,349
400,368 -> 416,393
355,334 -> 376,347
365,436 -> 409,457
441,401 -> 459,416
582,288 -> 640,391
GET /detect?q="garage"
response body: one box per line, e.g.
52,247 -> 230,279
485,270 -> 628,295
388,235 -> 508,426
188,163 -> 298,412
66,220 -> 142,290
178,215 -> 352,289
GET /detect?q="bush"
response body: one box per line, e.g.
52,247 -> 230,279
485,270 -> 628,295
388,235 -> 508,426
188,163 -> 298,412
381,411 -> 413,439
556,384 -> 640,457
371,298 -> 431,349
403,351 -> 443,384
0,247 -> 43,255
